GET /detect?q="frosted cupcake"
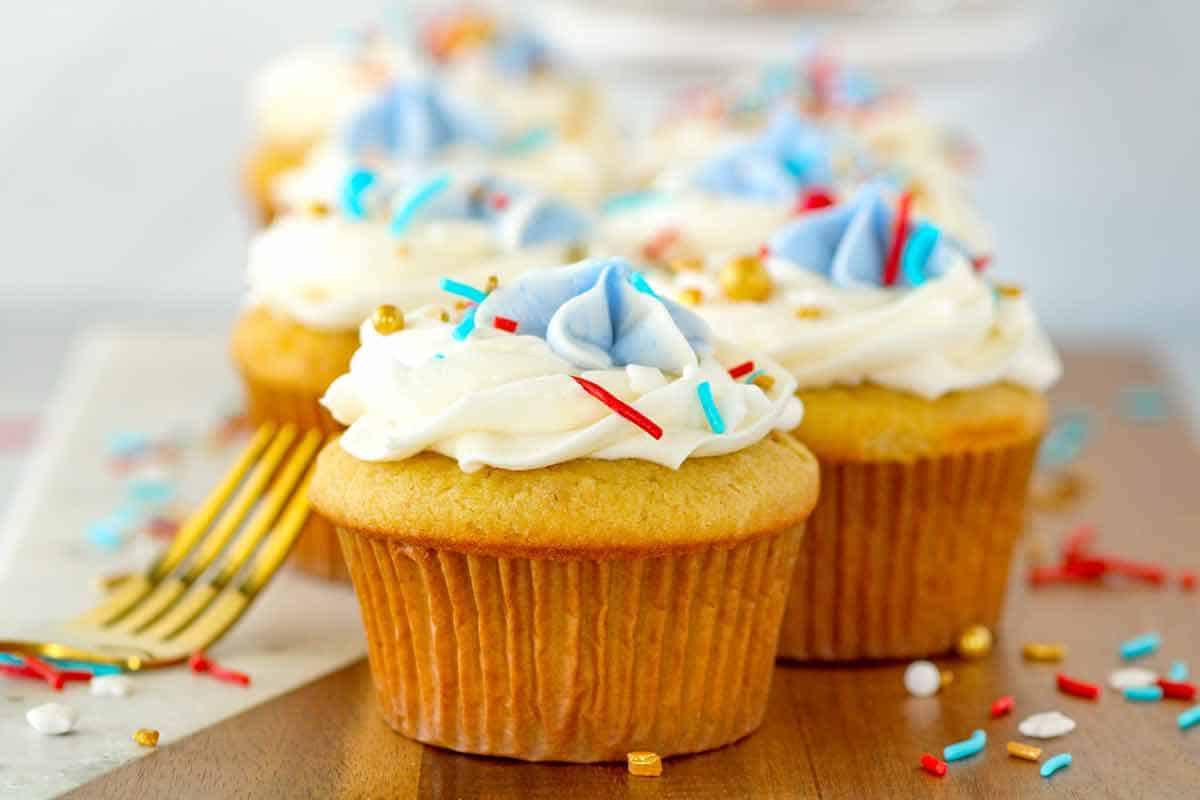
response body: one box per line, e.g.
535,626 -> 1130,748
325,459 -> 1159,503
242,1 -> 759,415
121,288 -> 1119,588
310,259 -> 819,761
652,184 -> 1060,660
230,170 -> 589,579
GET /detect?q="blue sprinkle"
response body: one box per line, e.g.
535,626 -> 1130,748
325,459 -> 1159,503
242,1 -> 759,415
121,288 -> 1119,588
1119,632 -> 1161,661
452,306 -> 477,342
390,173 -> 451,235
1040,752 -> 1072,778
697,381 -> 725,434
502,126 -> 553,156
628,271 -> 659,298
47,658 -> 122,676
601,191 -> 665,215
1125,685 -> 1164,702
901,222 -> 941,288
1179,705 -> 1200,730
440,277 -> 488,304
1169,661 -> 1189,682
1119,385 -> 1168,423
943,729 -> 986,762
86,519 -> 125,550
341,168 -> 377,219
128,478 -> 175,504
1038,410 -> 1093,468
781,152 -> 813,179
107,431 -> 149,458
433,353 -> 445,360
744,369 -> 766,385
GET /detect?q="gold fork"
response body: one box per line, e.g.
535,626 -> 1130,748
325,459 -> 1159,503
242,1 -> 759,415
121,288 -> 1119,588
0,422 -> 323,671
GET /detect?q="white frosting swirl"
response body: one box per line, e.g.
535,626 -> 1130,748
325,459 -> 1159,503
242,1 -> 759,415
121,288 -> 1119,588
322,311 -> 802,472
246,215 -> 569,330
669,260 -> 1060,399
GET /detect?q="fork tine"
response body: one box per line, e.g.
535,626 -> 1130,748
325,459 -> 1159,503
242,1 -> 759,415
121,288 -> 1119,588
71,422 -> 278,628
139,429 -> 323,640
106,424 -> 300,634
167,453 -> 321,655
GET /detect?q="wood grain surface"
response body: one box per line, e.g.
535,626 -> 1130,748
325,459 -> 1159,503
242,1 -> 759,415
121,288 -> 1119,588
67,349 -> 1200,799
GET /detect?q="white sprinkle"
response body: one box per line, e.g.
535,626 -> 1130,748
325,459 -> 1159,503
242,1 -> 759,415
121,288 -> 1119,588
1018,711 -> 1076,739
903,660 -> 941,698
90,674 -> 135,697
26,703 -> 78,736
1108,667 -> 1158,691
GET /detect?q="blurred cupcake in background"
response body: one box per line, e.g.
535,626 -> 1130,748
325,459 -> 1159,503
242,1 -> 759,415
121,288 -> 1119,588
642,183 -> 1060,660
230,169 -> 590,579
310,258 -> 818,761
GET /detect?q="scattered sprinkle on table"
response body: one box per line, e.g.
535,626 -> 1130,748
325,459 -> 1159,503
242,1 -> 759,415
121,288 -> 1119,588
1023,642 -> 1067,662
1168,661 -> 1189,682
1124,685 -> 1164,702
919,753 -> 947,777
1057,673 -> 1101,700
1038,410 -> 1093,468
903,660 -> 941,698
990,695 -> 1015,718
26,703 -> 78,736
1120,632 -> 1161,661
1118,385 -> 1168,422
1156,680 -> 1197,701
1109,667 -> 1158,690
943,729 -> 986,762
190,652 -> 251,687
626,751 -> 662,777
1179,705 -> 1200,730
90,674 -> 135,697
1018,711 -> 1076,739
1040,752 -> 1072,778
1007,741 -> 1042,762
955,624 -> 993,659
133,728 -> 160,747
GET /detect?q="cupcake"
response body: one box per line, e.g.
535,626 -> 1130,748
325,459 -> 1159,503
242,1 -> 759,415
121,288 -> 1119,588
310,259 -> 818,761
231,170 -> 590,579
647,184 -> 1061,660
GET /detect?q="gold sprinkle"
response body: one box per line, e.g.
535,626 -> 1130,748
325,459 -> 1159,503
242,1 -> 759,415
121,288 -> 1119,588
371,304 -> 405,335
485,275 -> 499,294
794,305 -> 828,320
133,728 -> 160,748
1029,469 -> 1091,513
955,625 -> 993,659
752,374 -> 776,392
439,309 -> 451,322
394,243 -> 410,257
565,242 -> 589,262
669,256 -> 704,274
677,288 -> 703,307
996,283 -> 1024,298
626,751 -> 662,777
1022,642 -> 1066,662
305,201 -> 330,218
939,670 -> 955,687
718,255 -> 773,302
1007,741 -> 1042,762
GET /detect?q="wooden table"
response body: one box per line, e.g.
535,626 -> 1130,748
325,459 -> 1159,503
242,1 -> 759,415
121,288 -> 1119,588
68,350 -> 1200,798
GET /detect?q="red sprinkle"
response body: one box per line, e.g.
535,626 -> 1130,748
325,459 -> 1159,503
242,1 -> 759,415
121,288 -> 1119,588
920,753 -> 947,777
490,193 -> 510,211
492,316 -> 519,333
641,227 -> 680,262
0,663 -> 41,682
190,651 -> 250,687
1057,672 -> 1100,700
881,190 -> 914,287
1029,565 -> 1101,586
990,695 -> 1015,718
572,376 -> 663,440
189,651 -> 212,673
1061,557 -> 1110,580
1102,557 -> 1166,585
23,655 -> 65,691
1182,572 -> 1198,591
1156,680 -> 1197,701
971,254 -> 992,272
757,243 -> 771,260
795,188 -> 836,213
728,361 -> 755,380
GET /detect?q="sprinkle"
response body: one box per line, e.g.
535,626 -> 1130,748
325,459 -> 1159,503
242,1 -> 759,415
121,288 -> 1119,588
752,374 -> 776,391
995,283 -> 1024,299
1019,711 -> 1076,739
1038,411 -> 1093,468
676,288 -> 703,307
626,751 -> 662,777
372,304 -> 405,335
440,277 -> 489,304
107,431 -> 149,459
1119,632 -> 1161,661
1105,558 -> 1166,585
1040,753 -> 1072,778
492,316 -> 518,333
881,190 -> 914,287
129,477 -> 175,503
1062,523 -> 1096,559
972,254 -> 992,272
728,361 -> 755,380
1182,572 -> 1197,591
744,369 -> 766,385
697,382 -> 725,434
1108,667 -> 1158,690
641,227 -> 680,262
1007,741 -> 1042,762
628,271 -> 659,298
1057,673 -> 1100,700
1118,385 -> 1168,423
601,191 -> 665,214
24,655 -> 66,691
190,652 -> 250,687
955,624 -> 992,659
572,377 -> 663,440
390,173 -> 451,235
91,675 -> 135,696
1158,680 -> 1197,701
133,728 -> 160,747
796,187 -> 836,213
1169,661 -> 1189,682
943,729 -> 986,762
794,305 -> 827,320
669,256 -> 704,273
147,515 -> 181,540
490,193 -> 510,210
1124,685 -> 1164,702
452,307 -> 477,341
718,255 -> 773,301
1023,642 -> 1067,662
900,222 -> 940,287
87,518 -> 127,551
940,670 -> 955,687
757,243 -> 771,260
502,125 -> 553,156
341,168 -> 377,219
991,695 -> 1014,718
1028,467 -> 1089,512
1179,705 -> 1200,730
903,660 -> 941,698
26,703 -> 78,736
919,753 -> 947,777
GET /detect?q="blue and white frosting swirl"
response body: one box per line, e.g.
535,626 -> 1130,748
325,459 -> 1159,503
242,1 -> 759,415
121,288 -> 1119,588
693,109 -> 834,203
343,78 -> 497,160
322,259 -> 803,470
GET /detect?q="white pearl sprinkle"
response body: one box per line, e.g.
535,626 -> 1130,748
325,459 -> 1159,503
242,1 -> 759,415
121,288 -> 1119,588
903,660 -> 941,698
26,703 -> 79,736
1018,710 -> 1076,739
1108,667 -> 1158,690
90,674 -> 135,697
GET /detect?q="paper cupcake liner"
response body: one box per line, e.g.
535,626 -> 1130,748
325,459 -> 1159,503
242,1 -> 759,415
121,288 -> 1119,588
779,439 -> 1039,661
337,525 -> 803,762
240,373 -> 348,581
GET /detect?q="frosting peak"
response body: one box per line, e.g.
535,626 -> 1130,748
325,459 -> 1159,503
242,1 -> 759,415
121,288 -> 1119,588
343,79 -> 496,161
693,109 -> 833,202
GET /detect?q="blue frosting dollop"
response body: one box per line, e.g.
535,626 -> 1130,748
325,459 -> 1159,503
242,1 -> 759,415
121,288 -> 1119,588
767,185 -> 960,288
344,79 -> 497,160
490,29 -> 551,77
474,259 -> 712,371
693,109 -> 834,202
